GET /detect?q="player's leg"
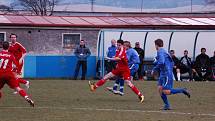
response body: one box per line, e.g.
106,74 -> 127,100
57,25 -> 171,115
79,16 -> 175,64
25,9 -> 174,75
16,62 -> 29,87
14,87 -> 34,107
118,79 -> 124,95
7,73 -> 34,107
159,86 -> 170,110
162,76 -> 190,98
123,69 -> 144,102
158,77 -> 170,110
106,78 -> 120,94
89,72 -> 116,91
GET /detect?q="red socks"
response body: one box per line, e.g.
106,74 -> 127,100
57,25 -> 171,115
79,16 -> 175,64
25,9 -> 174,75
18,89 -> 27,98
95,79 -> 106,88
129,84 -> 142,97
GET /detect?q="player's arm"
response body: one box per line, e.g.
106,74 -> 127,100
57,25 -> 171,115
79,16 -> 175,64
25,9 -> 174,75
152,51 -> 165,73
19,43 -> 27,64
106,56 -> 121,61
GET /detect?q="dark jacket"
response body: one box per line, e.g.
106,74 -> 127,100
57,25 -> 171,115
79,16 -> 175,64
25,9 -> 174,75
180,55 -> 192,67
194,53 -> 210,69
171,55 -> 181,68
134,47 -> 144,64
210,56 -> 215,66
74,45 -> 91,61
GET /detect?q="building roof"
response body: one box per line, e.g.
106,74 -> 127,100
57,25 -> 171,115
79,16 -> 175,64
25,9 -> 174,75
0,14 -> 215,29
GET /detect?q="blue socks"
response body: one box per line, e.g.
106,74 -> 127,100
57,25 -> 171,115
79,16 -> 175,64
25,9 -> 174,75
161,93 -> 170,108
113,79 -> 124,93
170,88 -> 185,94
119,79 -> 124,93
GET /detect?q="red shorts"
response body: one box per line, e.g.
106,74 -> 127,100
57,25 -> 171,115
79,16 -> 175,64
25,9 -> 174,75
112,67 -> 131,80
0,71 -> 18,89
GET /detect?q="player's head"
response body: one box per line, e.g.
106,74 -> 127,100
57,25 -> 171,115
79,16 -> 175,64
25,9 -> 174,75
201,48 -> 206,54
124,41 -> 131,50
80,39 -> 85,47
117,39 -> 124,49
2,41 -> 10,50
184,50 -> 188,56
111,39 -> 116,46
10,33 -> 17,43
154,39 -> 163,50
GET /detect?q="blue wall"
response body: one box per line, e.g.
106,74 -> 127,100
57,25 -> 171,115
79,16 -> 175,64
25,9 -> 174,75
24,55 -> 97,79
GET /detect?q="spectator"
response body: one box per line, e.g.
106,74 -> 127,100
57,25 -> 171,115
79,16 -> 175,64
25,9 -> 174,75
73,40 -> 91,80
193,48 -> 211,81
210,51 -> 215,66
105,39 -> 117,73
210,51 -> 215,80
169,50 -> 181,81
134,42 -> 145,80
179,50 -> 193,81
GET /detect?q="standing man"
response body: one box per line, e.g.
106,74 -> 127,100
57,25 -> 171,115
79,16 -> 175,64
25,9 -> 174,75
0,41 -> 34,107
74,39 -> 91,80
151,39 -> 190,110
89,39 -> 144,103
106,39 -> 117,73
134,42 -> 145,80
8,33 -> 29,92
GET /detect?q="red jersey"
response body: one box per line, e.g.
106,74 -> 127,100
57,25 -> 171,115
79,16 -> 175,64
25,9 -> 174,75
115,47 -> 128,68
0,50 -> 19,72
8,42 -> 26,61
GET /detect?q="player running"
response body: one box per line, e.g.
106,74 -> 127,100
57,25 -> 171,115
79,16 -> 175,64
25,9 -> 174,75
151,39 -> 190,110
89,39 -> 144,103
8,33 -> 29,94
0,41 -> 34,107
106,40 -> 140,96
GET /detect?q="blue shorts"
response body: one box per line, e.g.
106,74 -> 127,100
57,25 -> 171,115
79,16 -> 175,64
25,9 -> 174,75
157,76 -> 173,90
129,64 -> 139,77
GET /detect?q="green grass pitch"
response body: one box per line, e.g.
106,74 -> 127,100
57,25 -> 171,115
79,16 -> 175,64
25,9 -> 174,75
0,80 -> 215,121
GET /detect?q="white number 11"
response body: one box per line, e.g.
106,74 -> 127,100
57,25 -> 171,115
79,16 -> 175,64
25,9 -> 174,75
0,59 -> 9,69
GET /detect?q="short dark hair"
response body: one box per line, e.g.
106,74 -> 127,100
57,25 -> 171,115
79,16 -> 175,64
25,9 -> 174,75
10,33 -> 17,38
117,39 -> 124,45
80,39 -> 85,42
201,48 -> 206,52
2,41 -> 9,50
124,41 -> 131,48
154,39 -> 163,47
170,50 -> 175,53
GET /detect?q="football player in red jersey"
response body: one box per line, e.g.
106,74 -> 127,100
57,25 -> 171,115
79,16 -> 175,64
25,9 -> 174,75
0,41 -> 34,107
8,33 -> 29,93
89,39 -> 144,102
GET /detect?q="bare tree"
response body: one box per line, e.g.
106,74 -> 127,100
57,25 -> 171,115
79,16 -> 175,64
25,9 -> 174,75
16,0 -> 59,16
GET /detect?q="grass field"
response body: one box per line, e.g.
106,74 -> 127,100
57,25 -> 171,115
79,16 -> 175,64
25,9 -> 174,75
0,79 -> 215,121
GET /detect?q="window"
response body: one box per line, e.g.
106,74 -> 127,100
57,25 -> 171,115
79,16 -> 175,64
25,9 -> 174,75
0,32 -> 6,48
62,33 -> 81,49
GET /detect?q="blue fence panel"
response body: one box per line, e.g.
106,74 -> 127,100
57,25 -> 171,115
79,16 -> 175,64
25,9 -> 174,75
24,55 -> 97,79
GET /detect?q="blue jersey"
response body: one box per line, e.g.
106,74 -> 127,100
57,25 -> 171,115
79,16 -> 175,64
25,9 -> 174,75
153,48 -> 174,89
107,45 -> 117,58
126,48 -> 140,67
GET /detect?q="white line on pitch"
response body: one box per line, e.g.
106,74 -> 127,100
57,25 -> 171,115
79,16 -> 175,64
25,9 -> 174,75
1,106 -> 215,117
